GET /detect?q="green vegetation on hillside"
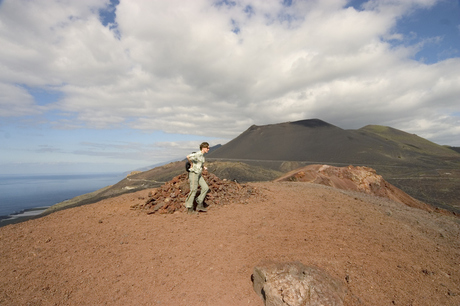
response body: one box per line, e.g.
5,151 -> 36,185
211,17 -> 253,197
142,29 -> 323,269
360,125 -> 460,158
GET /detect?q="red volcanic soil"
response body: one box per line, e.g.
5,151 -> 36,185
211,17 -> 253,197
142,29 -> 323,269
274,164 -> 437,213
1,179 -> 459,305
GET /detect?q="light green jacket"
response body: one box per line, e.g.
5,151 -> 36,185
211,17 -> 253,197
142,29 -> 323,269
187,151 -> 205,174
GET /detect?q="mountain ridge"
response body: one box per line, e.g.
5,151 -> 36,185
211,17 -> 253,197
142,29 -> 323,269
208,119 -> 460,166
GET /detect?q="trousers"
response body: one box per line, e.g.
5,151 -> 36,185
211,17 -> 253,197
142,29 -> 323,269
185,172 -> 209,209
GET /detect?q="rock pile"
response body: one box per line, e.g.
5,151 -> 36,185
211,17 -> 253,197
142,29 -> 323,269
131,171 -> 262,214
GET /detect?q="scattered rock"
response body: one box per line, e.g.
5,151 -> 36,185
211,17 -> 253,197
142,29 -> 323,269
130,171 -> 262,214
252,261 -> 347,306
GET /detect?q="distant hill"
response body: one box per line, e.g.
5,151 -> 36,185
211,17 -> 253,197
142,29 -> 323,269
358,125 -> 459,159
46,119 -> 460,216
449,147 -> 460,154
207,119 -> 458,168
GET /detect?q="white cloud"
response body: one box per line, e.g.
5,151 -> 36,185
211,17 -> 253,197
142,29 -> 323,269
0,83 -> 41,117
0,0 -> 459,148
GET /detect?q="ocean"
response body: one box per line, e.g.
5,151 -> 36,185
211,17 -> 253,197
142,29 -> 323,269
0,173 -> 124,224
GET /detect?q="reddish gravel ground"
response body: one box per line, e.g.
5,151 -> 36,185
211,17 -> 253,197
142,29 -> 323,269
0,181 -> 459,305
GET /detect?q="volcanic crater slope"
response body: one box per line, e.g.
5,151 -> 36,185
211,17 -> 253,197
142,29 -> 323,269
207,119 -> 459,168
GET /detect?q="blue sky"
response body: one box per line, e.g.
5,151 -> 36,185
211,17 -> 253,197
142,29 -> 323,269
1,0 -> 459,174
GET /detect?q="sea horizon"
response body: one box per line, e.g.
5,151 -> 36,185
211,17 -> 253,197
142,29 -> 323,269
0,172 -> 125,225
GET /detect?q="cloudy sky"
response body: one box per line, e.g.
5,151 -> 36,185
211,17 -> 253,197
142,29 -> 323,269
1,0 -> 459,174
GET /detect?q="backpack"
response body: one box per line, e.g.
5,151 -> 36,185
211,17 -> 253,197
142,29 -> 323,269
185,152 -> 195,172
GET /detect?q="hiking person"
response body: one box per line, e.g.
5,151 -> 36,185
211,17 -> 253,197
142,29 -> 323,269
185,142 -> 210,214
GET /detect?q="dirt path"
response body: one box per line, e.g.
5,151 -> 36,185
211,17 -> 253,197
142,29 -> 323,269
1,182 -> 459,305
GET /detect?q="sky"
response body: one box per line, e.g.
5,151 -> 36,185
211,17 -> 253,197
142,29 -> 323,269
0,0 -> 459,174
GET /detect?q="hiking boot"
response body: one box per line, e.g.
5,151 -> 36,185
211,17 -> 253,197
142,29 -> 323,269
187,207 -> 197,215
196,204 -> 207,212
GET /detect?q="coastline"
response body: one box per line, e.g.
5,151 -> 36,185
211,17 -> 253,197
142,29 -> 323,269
0,184 -> 114,228
0,206 -> 50,227
0,173 -> 123,227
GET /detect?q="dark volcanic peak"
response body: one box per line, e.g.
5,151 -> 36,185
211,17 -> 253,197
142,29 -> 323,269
290,118 -> 336,128
208,119 -> 459,167
247,118 -> 336,130
208,119 -> 388,165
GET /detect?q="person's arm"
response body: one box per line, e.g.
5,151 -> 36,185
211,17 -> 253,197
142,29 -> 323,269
202,156 -> 207,171
187,153 -> 196,169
